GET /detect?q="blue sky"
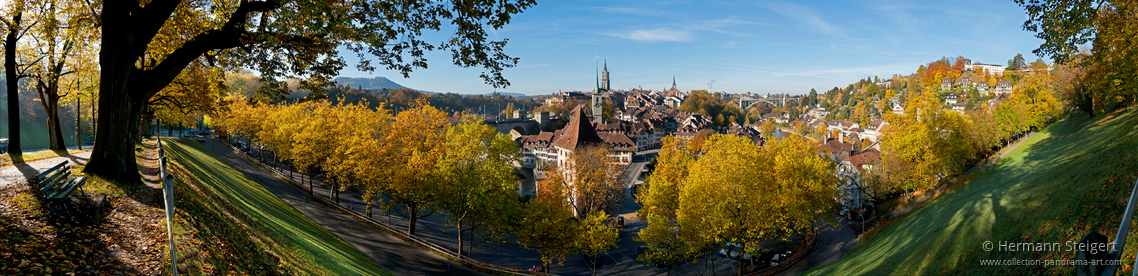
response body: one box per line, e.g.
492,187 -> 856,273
338,0 -> 1045,96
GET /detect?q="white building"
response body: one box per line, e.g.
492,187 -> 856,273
971,63 -> 1006,76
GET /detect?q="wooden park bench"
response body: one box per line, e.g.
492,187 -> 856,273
33,161 -> 89,205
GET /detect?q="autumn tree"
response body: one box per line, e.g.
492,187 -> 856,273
1,0 -> 39,154
601,101 -> 614,121
152,60 -> 225,137
880,86 -> 973,193
24,0 -> 97,150
500,102 -> 515,117
577,210 -> 618,276
550,145 -> 625,219
814,123 -> 827,141
86,0 -> 535,183
759,119 -> 776,139
794,120 -> 809,136
635,135 -> 702,272
515,175 -> 581,273
638,133 -> 836,276
367,100 -> 449,236
1018,0 -> 1137,115
433,115 -> 521,257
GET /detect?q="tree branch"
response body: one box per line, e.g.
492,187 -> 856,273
133,0 -> 281,98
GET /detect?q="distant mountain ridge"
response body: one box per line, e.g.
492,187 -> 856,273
333,76 -> 537,97
333,77 -> 410,90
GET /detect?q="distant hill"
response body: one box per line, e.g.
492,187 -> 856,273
485,92 -> 528,98
333,77 -> 410,90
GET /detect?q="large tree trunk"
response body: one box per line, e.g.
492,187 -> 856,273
37,78 -> 68,150
4,12 -> 22,154
84,0 -> 266,183
86,80 -> 147,183
45,97 -> 66,150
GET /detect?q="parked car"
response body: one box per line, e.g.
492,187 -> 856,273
527,265 -> 546,272
719,243 -> 741,259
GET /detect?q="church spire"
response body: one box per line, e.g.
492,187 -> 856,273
672,76 -> 676,89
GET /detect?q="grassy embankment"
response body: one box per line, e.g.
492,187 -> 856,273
806,108 -> 1138,275
1,138 -> 390,275
161,137 -> 390,275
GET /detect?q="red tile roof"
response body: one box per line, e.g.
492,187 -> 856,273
551,105 -> 605,151
599,132 -> 636,152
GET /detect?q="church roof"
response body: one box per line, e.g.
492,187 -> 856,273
551,105 -> 605,151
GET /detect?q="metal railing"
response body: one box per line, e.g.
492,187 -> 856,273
158,138 -> 179,275
1102,177 -> 1138,276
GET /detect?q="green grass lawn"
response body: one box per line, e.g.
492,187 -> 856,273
162,138 -> 390,276
0,148 -> 92,167
805,108 -> 1138,275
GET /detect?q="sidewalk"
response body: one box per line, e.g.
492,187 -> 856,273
0,150 -> 93,189
197,138 -> 484,276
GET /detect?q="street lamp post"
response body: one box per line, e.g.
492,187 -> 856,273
76,95 -> 81,150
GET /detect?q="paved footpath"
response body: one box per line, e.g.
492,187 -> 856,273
197,138 -> 483,276
0,150 -> 93,189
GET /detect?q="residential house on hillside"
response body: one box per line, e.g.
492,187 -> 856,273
976,81 -> 990,94
837,149 -> 881,209
952,101 -> 967,112
861,120 -> 888,146
944,92 -> 960,105
995,80 -> 1013,94
956,76 -> 972,89
808,108 -> 830,120
941,77 -> 953,91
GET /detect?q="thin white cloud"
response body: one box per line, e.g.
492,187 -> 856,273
607,16 -> 757,43
757,1 -> 839,35
599,7 -> 670,17
610,28 -> 693,43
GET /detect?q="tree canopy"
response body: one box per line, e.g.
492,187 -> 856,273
86,0 -> 535,183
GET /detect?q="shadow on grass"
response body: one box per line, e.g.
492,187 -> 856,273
806,108 -> 1138,275
162,137 -> 389,275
